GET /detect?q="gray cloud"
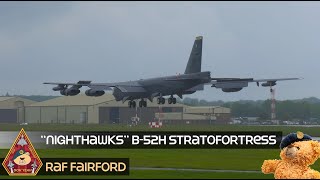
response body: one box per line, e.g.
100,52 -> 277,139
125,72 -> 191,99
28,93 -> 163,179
0,2 -> 318,101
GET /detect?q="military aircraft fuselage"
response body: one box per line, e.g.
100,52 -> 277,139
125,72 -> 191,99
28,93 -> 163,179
112,71 -> 211,101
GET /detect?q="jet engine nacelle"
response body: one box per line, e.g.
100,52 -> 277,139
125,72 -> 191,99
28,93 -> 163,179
60,88 -> 80,96
85,89 -> 105,96
222,88 -> 243,92
261,81 -> 276,87
53,84 -> 66,91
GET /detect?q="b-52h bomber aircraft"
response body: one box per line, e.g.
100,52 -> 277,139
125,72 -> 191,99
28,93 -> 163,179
44,36 -> 300,108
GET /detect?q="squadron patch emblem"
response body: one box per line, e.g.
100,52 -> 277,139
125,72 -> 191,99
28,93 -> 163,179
2,128 -> 42,176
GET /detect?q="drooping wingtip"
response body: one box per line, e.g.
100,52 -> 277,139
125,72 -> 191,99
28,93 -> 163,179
291,77 -> 304,80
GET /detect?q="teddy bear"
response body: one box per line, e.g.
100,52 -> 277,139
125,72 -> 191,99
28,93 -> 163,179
12,149 -> 31,166
261,131 -> 320,179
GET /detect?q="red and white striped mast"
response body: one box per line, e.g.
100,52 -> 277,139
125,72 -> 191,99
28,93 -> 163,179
270,86 -> 276,121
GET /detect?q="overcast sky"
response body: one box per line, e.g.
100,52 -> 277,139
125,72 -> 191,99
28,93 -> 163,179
0,1 -> 319,101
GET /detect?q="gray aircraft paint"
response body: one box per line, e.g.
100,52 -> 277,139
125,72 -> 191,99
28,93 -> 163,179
44,36 -> 300,107
185,36 -> 203,74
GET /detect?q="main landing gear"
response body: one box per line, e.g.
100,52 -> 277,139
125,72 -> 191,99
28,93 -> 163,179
157,96 -> 177,105
128,101 -> 136,108
157,97 -> 165,104
128,99 -> 147,108
129,95 -> 177,108
168,96 -> 177,104
139,99 -> 147,108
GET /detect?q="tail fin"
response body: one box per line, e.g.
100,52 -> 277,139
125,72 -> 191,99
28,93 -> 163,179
184,36 -> 203,74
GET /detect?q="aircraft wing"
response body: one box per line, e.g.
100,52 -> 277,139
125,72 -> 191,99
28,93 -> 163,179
251,78 -> 301,83
210,77 -> 301,82
43,81 -> 95,90
43,81 -> 92,86
43,81 -> 145,92
208,77 -> 302,91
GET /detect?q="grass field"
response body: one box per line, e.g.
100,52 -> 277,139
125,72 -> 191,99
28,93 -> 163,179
1,123 -> 320,135
0,171 -> 273,179
1,123 -> 320,179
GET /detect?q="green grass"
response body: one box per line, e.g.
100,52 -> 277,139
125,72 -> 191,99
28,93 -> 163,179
1,148 -> 320,179
1,149 -> 319,171
0,149 -> 278,171
0,170 -> 274,179
1,123 -> 320,136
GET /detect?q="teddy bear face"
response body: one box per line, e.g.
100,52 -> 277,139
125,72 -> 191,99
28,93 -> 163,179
13,151 -> 31,166
280,140 -> 320,166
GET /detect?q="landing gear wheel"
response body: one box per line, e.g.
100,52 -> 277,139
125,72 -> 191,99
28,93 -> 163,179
139,99 -> 147,108
157,97 -> 165,104
172,98 -> 176,104
128,101 -> 132,108
131,101 -> 136,108
161,97 -> 165,104
168,98 -> 172,104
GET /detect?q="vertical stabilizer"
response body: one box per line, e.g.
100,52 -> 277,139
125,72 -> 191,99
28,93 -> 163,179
184,36 -> 203,74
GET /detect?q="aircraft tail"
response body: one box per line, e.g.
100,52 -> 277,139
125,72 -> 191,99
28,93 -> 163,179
184,36 -> 203,74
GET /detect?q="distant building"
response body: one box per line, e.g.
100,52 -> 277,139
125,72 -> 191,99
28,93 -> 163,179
23,94 -> 231,125
156,106 -> 231,125
0,97 -> 36,123
24,94 -> 184,124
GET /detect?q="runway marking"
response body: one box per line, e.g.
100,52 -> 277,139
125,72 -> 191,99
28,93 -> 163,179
130,167 -> 261,173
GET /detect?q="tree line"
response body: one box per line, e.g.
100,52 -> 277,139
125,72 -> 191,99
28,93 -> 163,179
179,97 -> 320,120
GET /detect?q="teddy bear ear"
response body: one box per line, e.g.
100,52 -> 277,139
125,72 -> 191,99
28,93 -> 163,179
311,141 -> 320,156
